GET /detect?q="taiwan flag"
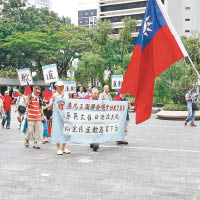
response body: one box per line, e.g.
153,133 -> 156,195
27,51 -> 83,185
114,89 -> 121,101
24,82 -> 32,96
12,88 -> 19,98
120,0 -> 188,124
42,86 -> 52,101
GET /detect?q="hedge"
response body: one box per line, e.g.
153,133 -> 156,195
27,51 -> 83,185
162,104 -> 200,111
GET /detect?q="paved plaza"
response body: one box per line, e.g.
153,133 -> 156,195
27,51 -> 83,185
1,109 -> 200,200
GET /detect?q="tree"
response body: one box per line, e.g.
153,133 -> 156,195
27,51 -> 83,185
75,52 -> 106,87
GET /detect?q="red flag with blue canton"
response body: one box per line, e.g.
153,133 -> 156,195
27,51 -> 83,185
12,88 -> 19,98
121,0 -> 188,124
114,89 -> 121,101
42,86 -> 52,101
24,82 -> 32,96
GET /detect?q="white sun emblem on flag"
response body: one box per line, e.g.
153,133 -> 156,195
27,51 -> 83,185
143,16 -> 152,37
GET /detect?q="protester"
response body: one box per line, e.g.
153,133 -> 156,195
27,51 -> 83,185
50,80 -> 71,155
185,86 -> 198,127
89,87 -> 100,151
0,96 -> 5,121
85,87 -> 92,99
2,91 -> 15,129
24,86 -> 45,149
15,90 -> 26,129
116,94 -> 129,145
72,92 -> 79,99
78,86 -> 86,99
99,85 -> 112,100
42,96 -> 52,144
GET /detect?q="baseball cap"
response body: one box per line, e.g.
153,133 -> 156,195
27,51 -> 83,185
55,80 -> 64,86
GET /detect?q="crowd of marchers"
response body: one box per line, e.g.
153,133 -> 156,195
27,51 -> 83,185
0,81 -> 129,155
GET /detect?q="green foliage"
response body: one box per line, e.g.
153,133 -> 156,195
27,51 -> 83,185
162,104 -> 187,111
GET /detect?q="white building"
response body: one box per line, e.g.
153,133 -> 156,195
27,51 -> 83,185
99,0 -> 200,40
99,0 -> 148,39
163,0 -> 200,36
26,0 -> 52,10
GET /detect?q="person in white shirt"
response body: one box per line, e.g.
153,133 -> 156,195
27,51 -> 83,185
0,97 -> 5,120
50,80 -> 71,155
99,85 -> 112,101
15,90 -> 26,129
78,86 -> 86,99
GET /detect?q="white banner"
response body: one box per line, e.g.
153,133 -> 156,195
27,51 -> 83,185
51,99 -> 128,144
63,81 -> 76,94
111,75 -> 123,89
42,64 -> 59,83
16,68 -> 33,86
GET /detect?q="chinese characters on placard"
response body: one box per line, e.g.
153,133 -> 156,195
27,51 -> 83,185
17,68 -> 33,85
61,100 -> 126,135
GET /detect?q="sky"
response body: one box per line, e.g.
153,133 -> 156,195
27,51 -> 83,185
51,0 -> 98,25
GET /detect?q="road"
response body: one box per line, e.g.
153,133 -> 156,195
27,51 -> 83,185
1,109 -> 200,200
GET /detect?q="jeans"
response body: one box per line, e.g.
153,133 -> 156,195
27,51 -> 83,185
186,106 -> 195,124
2,110 -> 11,127
42,121 -> 49,137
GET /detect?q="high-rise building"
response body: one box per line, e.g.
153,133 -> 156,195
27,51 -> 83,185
78,9 -> 97,28
26,0 -> 52,10
99,0 -> 148,39
99,0 -> 200,40
163,0 -> 200,37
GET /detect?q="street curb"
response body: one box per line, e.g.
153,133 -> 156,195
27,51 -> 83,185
156,110 -> 200,120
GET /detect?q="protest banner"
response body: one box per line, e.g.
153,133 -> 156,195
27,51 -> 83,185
16,68 -> 33,86
51,99 -> 128,144
111,75 -> 123,89
42,64 -> 59,84
63,81 -> 76,94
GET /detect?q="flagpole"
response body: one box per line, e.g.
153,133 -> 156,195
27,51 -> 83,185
187,55 -> 200,78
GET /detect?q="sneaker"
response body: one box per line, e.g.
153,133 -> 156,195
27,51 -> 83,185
2,125 -> 4,128
116,141 -> 123,145
190,124 -> 197,127
33,145 -> 40,149
63,148 -> 71,154
184,121 -> 187,126
57,150 -> 63,155
24,139 -> 29,148
33,142 -> 40,149
6,126 -> 10,129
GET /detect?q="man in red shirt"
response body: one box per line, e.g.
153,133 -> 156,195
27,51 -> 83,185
2,91 -> 14,129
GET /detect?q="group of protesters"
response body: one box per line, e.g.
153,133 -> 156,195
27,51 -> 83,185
0,80 -> 129,155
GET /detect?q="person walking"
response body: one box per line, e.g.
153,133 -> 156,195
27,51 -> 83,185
89,87 -> 100,151
0,96 -> 5,121
50,80 -> 71,155
2,91 -> 15,129
116,94 -> 129,145
15,90 -> 26,129
42,96 -> 52,144
185,86 -> 198,127
99,85 -> 112,101
24,86 -> 45,149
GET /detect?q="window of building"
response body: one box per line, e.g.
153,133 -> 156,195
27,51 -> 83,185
102,14 -> 144,23
185,30 -> 190,33
185,7 -> 190,10
100,1 -> 147,12
185,18 -> 190,21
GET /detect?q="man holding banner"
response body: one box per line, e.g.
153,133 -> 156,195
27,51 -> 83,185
50,80 -> 71,155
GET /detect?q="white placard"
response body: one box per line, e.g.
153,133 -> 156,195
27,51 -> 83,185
63,81 -> 76,94
16,68 -> 33,86
111,75 -> 123,89
42,64 -> 59,84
